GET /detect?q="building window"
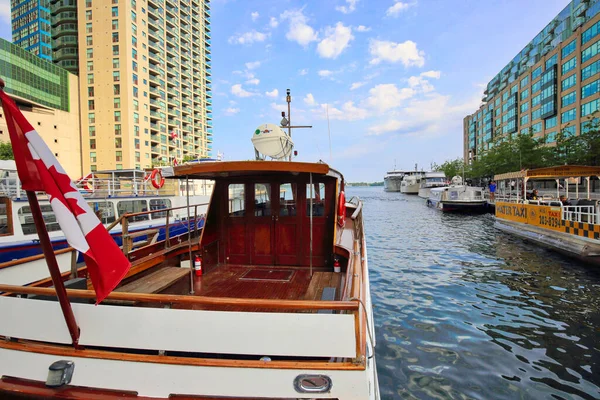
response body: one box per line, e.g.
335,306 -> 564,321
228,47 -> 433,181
562,39 -> 576,59
131,10 -> 137,23
520,101 -> 529,113
86,61 -> 93,72
113,45 -> 119,55
88,113 -> 95,123
582,79 -> 600,99
114,111 -> 121,122
531,122 -> 542,133
86,23 -> 92,33
132,24 -> 137,36
520,75 -> 529,88
88,86 -> 94,97
114,98 -> 121,109
133,87 -> 138,98
113,71 -> 120,82
545,54 -> 557,70
132,48 -> 137,60
133,112 -> 139,124
135,152 -> 141,162
112,32 -> 119,43
582,99 -> 600,117
532,80 -> 541,93
582,59 -> 600,81
520,114 -> 529,126
116,164 -> 123,170
86,35 -> 93,46
90,152 -> 97,163
561,57 -> 577,75
561,108 -> 576,123
133,99 -> 139,111
112,19 -> 119,30
114,84 -> 121,95
112,7 -> 119,17
545,116 -> 557,130
531,66 -> 542,80
116,151 -> 123,162
562,91 -> 576,107
135,139 -> 140,149
88,100 -> 95,110
532,108 -> 541,121
520,89 -> 529,101
115,124 -> 122,135
132,61 -> 138,72
561,74 -> 577,91
113,58 -> 120,68
133,73 -> 138,85
90,139 -> 96,149
563,125 -> 576,138
86,10 -> 92,20
582,39 -> 600,64
86,48 -> 93,58
89,126 -> 96,137
115,138 -> 122,148
134,125 -> 140,136
582,20 -> 600,46
87,73 -> 94,84
132,36 -> 137,47
545,131 -> 556,143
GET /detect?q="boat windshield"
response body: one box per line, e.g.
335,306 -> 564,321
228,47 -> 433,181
427,177 -> 446,183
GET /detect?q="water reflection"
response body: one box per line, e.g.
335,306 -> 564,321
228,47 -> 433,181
348,187 -> 600,400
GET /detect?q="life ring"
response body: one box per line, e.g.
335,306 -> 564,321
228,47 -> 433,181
337,191 -> 346,227
150,169 -> 165,189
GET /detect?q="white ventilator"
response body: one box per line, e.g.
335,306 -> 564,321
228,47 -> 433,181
252,123 -> 294,160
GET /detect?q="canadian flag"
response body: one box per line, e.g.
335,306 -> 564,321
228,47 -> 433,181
0,90 -> 131,303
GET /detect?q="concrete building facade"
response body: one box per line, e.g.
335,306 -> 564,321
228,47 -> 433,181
0,38 -> 81,178
11,0 -> 52,61
78,0 -> 213,173
464,0 -> 600,164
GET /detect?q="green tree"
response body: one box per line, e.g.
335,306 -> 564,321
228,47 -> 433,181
432,158 -> 467,179
0,142 -> 14,160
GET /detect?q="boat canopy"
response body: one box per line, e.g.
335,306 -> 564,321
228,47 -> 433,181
494,165 -> 600,181
167,160 -> 333,180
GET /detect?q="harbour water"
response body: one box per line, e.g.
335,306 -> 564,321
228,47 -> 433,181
349,187 -> 600,399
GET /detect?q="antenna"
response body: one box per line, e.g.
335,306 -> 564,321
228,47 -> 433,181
327,104 -> 332,163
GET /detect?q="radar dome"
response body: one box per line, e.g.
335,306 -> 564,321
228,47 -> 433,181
251,123 -> 294,160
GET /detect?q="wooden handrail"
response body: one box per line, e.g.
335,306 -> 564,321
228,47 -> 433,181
0,247 -> 75,271
122,202 -> 209,219
0,284 -> 360,311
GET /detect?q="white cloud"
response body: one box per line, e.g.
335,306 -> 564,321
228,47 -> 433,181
246,78 -> 260,85
318,102 -> 368,121
251,11 -> 259,21
231,84 -> 257,97
318,70 -> 334,77
364,83 -> 415,113
421,70 -> 441,79
369,39 -> 425,67
336,0 -> 359,14
265,89 -> 279,98
406,71 -> 441,93
271,102 -> 288,112
224,107 -> 240,115
299,68 -> 309,76
350,81 -> 366,90
317,22 -> 354,59
245,61 -> 261,70
386,1 -> 414,17
356,25 -> 371,32
228,30 -> 269,45
280,9 -> 318,47
269,17 -> 279,28
304,93 -> 316,106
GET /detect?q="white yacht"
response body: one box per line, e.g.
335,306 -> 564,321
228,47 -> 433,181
383,170 -> 407,192
400,170 -> 426,194
426,176 -> 487,212
418,171 -> 447,198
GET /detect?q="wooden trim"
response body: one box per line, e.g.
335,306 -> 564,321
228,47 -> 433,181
0,246 -> 75,270
0,197 -> 13,237
0,284 -> 359,311
173,161 -> 330,179
0,340 -> 364,371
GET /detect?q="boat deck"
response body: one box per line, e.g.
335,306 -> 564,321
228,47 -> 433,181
173,265 -> 343,312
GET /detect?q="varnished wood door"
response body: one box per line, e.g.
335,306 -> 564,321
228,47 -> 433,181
226,183 -> 249,265
251,183 -> 275,265
276,182 -> 301,265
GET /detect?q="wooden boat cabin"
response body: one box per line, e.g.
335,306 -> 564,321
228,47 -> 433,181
0,160 -> 379,399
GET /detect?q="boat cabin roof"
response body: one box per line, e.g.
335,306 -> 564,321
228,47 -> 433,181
494,165 -> 600,181
168,160 -> 334,180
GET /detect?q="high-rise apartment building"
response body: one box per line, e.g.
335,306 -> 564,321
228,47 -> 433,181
11,0 -> 52,61
464,0 -> 600,164
78,0 -> 213,173
49,0 -> 79,74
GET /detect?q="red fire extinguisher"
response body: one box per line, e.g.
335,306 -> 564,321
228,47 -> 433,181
333,258 -> 341,273
194,255 -> 203,277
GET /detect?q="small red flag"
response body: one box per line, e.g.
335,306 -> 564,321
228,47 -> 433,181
0,90 -> 131,303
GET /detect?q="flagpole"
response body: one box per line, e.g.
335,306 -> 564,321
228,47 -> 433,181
26,192 -> 80,346
0,78 -> 79,347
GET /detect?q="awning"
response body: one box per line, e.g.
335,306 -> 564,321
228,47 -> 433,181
495,165 -> 600,181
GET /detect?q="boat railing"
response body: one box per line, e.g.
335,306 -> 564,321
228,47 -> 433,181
73,175 -> 179,198
563,205 -> 599,225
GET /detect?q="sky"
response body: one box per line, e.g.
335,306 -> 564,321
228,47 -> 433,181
0,0 -> 570,181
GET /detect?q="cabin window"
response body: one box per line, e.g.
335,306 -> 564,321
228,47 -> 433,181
228,184 -> 245,217
87,201 -> 116,224
280,183 -> 297,216
149,198 -> 172,219
117,200 -> 149,222
254,183 -> 271,217
19,205 -> 60,235
306,183 -> 326,217
0,198 -> 12,236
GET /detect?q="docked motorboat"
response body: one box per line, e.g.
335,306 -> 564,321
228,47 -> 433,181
400,171 -> 425,194
383,170 -> 406,192
418,171 -> 447,198
426,176 -> 487,212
